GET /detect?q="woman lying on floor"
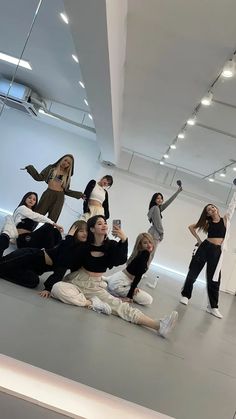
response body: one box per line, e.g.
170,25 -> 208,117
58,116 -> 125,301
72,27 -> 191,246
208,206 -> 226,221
0,192 -> 63,257
51,215 -> 178,338
104,233 -> 154,305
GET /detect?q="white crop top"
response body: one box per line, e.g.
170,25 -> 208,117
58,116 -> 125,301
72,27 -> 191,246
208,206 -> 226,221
89,183 -> 106,204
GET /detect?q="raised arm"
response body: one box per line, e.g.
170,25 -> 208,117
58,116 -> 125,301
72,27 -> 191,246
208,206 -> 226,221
24,165 -> 52,182
161,187 -> 182,211
224,192 -> 236,223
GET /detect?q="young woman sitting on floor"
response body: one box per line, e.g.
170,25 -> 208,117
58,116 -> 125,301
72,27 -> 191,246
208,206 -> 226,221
51,216 -> 178,338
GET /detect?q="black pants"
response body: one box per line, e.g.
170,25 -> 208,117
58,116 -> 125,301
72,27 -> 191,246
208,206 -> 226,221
0,233 -> 10,257
16,224 -> 62,250
181,240 -> 221,308
0,248 -> 49,288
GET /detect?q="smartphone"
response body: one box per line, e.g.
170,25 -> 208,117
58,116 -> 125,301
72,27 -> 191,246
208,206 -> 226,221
112,219 -> 121,229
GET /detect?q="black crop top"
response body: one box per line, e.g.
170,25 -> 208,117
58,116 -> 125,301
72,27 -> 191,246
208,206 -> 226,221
44,237 -> 128,291
16,218 -> 38,232
126,250 -> 150,298
207,217 -> 226,239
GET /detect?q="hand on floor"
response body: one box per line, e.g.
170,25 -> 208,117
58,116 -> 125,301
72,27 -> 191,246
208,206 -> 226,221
39,290 -> 51,298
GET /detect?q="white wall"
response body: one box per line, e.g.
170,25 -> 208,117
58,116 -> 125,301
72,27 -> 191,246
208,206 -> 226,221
108,169 -> 236,294
1,108 -> 236,294
0,109 -> 102,231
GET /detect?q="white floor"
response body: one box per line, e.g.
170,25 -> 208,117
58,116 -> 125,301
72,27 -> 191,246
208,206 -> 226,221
0,266 -> 235,419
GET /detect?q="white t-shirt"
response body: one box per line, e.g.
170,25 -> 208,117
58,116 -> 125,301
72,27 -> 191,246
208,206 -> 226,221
89,183 -> 105,204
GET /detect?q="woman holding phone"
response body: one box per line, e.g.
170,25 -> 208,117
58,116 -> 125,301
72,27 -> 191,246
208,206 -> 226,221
51,216 -> 178,338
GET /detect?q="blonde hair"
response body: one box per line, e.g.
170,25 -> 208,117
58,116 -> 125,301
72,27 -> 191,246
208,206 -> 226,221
55,155 -> 73,190
127,233 -> 154,264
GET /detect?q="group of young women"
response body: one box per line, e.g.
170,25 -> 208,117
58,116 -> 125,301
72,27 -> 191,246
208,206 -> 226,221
0,152 -> 234,339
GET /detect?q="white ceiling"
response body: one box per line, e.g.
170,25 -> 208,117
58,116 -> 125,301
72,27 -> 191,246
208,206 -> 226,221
0,0 -> 121,159
121,0 -> 236,185
2,0 -> 236,183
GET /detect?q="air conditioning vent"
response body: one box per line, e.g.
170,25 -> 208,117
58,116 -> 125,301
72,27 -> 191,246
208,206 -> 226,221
0,78 -> 45,116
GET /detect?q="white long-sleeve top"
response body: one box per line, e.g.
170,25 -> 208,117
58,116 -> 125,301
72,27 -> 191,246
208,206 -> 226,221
1,205 -> 54,240
212,191 -> 236,282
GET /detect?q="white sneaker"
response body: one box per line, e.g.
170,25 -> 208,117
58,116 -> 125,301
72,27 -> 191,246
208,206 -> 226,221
206,307 -> 223,319
180,296 -> 189,305
159,311 -> 178,338
91,296 -> 112,315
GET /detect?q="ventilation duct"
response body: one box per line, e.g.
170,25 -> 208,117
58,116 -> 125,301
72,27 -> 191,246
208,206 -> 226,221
0,78 -> 46,116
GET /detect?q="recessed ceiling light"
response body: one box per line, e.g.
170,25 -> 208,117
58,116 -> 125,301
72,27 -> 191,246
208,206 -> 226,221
178,133 -> 185,139
219,169 -> 226,177
201,92 -> 213,106
79,81 -> 85,88
233,167 -> 236,171
170,144 -> 176,149
159,161 -> 165,165
208,176 -> 215,182
84,99 -> 89,106
88,114 -> 93,120
163,154 -> 169,159
60,12 -> 69,24
0,52 -> 32,70
187,117 -> 196,126
72,54 -> 79,63
222,60 -> 235,78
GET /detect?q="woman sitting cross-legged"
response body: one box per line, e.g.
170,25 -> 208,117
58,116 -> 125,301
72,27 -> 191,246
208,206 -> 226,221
51,216 -> 178,338
104,233 -> 154,305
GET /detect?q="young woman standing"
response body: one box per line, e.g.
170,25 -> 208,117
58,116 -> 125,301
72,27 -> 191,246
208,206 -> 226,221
0,192 -> 63,257
105,233 -> 154,305
180,197 -> 236,319
82,175 -> 113,221
22,154 -> 85,222
51,216 -> 178,338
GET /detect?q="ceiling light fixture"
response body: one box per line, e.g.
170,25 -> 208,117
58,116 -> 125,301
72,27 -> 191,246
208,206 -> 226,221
178,132 -> 185,139
0,52 -> 32,70
79,81 -> 85,88
187,116 -> 196,126
233,167 -> 236,171
84,99 -> 89,106
159,160 -> 165,165
170,143 -> 176,149
163,153 -> 169,159
72,54 -> 79,63
88,114 -> 93,120
201,91 -> 213,106
60,12 -> 69,24
208,175 -> 215,182
222,59 -> 235,78
219,169 -> 226,177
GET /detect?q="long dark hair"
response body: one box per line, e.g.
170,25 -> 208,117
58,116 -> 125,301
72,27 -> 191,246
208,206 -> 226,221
148,192 -> 164,210
16,192 -> 38,212
195,204 -> 218,233
87,215 -> 108,244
